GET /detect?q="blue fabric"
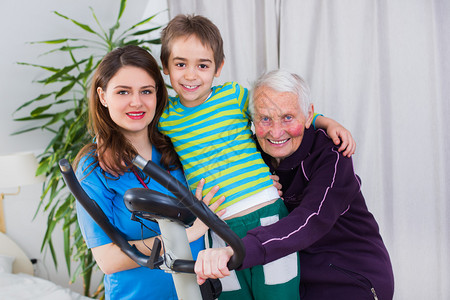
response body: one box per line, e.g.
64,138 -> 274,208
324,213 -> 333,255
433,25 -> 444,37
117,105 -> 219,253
311,113 -> 323,130
76,146 -> 204,300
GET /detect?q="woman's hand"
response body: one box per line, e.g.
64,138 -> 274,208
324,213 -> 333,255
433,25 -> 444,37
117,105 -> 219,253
194,246 -> 234,285
186,179 -> 226,242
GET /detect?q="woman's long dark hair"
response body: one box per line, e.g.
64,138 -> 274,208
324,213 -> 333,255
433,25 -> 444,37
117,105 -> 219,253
74,45 -> 180,172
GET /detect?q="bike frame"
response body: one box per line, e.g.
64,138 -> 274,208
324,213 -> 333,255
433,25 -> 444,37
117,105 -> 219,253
59,156 -> 245,300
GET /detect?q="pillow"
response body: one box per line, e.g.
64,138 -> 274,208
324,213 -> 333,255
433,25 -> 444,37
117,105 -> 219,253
0,255 -> 15,273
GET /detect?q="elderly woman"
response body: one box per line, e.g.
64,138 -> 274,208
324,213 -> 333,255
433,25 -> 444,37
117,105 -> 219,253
195,70 -> 394,300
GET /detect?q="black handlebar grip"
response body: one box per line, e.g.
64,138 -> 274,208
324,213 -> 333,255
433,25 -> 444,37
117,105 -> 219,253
133,155 -> 246,271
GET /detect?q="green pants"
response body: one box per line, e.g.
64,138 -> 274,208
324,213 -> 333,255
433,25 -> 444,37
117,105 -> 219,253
210,199 -> 300,300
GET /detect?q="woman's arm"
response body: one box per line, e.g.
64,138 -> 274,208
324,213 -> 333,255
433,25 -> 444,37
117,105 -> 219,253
194,139 -> 361,283
91,237 -> 160,274
91,179 -> 225,275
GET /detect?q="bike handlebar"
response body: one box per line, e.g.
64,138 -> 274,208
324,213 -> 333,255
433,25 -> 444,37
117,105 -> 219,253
59,157 -> 245,273
133,155 -> 245,271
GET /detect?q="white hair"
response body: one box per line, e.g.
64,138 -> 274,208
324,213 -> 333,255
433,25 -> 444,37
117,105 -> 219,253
249,69 -> 312,117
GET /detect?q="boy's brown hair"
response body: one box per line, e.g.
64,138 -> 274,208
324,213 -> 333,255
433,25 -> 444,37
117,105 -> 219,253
160,14 -> 224,72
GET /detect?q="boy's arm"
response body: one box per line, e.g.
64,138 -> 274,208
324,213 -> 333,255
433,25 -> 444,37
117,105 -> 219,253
313,114 -> 356,157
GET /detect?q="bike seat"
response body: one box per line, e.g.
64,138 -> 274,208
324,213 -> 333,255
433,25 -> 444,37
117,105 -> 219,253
124,188 -> 196,226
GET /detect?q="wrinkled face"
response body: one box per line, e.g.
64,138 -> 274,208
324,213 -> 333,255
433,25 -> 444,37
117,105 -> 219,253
253,86 -> 314,165
163,35 -> 223,107
98,66 -> 157,140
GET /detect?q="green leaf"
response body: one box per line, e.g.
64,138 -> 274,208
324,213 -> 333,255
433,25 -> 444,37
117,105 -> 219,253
31,104 -> 53,116
142,38 -> 162,45
84,56 -> 94,74
63,222 -> 71,274
54,11 -> 97,34
43,110 -> 71,127
56,81 -> 76,98
130,26 -> 162,37
116,11 -> 159,41
48,239 -> 58,268
40,176 -> 59,204
36,156 -> 51,176
124,38 -> 161,47
54,198 -> 71,220
88,7 -> 109,44
41,206 -> 57,251
118,0 -> 127,21
44,127 -> 67,153
17,62 -> 59,73
129,12 -> 158,30
15,93 -> 54,112
10,126 -> 42,135
44,62 -> 84,84
42,45 -> 88,57
33,39 -> 69,45
14,114 -> 54,121
30,38 -> 72,44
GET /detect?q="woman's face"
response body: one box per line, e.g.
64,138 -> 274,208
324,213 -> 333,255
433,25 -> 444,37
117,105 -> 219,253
97,66 -> 157,140
253,86 -> 314,164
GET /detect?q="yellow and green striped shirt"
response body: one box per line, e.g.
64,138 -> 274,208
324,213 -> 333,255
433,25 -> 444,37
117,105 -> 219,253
158,82 -> 273,211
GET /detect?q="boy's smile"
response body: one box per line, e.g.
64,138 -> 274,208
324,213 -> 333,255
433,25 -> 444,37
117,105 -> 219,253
163,35 -> 224,107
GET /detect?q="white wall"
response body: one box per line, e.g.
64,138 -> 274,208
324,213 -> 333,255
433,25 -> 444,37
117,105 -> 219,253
0,0 -> 167,294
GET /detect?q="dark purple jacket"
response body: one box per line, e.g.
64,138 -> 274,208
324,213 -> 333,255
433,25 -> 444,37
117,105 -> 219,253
240,128 -> 394,300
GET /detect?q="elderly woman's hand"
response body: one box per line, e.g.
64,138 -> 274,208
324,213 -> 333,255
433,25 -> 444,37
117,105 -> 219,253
194,246 -> 234,285
270,174 -> 283,197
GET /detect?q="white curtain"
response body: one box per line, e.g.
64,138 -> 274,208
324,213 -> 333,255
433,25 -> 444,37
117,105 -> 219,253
166,0 -> 280,85
154,0 -> 450,298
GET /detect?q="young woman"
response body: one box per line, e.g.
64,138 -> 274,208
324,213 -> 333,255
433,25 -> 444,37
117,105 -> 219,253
74,45 -> 223,300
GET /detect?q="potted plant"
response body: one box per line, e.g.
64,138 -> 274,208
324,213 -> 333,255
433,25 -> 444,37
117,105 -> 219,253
14,0 -> 164,296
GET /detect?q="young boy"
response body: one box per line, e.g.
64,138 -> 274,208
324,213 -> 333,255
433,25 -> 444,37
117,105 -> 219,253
158,14 -> 298,299
158,14 -> 355,299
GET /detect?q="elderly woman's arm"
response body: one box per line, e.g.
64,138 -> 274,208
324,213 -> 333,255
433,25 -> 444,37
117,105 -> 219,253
313,115 -> 356,157
195,136 -> 360,283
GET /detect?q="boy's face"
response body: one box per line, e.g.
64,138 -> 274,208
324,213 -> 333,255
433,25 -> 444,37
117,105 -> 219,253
163,35 -> 224,107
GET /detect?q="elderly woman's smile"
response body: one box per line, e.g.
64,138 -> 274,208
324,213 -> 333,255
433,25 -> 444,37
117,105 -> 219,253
253,86 -> 313,165
268,138 -> 290,145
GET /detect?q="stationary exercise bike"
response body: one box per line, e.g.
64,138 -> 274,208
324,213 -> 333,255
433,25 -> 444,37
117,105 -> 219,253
59,155 -> 245,300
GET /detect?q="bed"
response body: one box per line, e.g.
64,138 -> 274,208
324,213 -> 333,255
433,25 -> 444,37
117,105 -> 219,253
0,231 -> 93,300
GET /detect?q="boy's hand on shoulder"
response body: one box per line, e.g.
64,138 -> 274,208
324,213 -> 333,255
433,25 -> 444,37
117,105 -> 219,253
315,116 -> 356,157
327,124 -> 356,157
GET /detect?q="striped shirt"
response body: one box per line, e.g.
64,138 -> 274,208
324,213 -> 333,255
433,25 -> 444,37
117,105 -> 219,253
158,82 -> 274,211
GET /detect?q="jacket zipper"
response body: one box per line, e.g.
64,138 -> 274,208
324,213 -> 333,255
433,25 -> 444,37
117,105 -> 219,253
329,264 -> 378,300
371,288 -> 379,300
